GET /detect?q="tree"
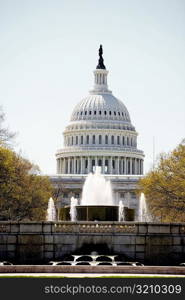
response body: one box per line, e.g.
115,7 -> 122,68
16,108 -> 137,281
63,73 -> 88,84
0,146 -> 53,221
139,142 -> 185,222
0,107 -> 16,147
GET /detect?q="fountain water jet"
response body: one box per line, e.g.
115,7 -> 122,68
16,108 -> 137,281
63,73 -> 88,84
81,167 -> 113,205
70,197 -> 78,221
138,193 -> 150,222
46,197 -> 56,221
119,200 -> 125,222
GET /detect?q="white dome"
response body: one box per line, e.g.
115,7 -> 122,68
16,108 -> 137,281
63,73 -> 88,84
56,45 -> 144,177
70,93 -> 131,122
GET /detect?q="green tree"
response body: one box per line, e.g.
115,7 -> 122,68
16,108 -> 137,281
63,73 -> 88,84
0,146 -> 53,221
139,141 -> 185,222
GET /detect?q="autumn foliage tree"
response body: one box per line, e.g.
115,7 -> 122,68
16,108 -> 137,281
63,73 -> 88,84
139,141 -> 185,222
0,146 -> 53,221
0,108 -> 53,221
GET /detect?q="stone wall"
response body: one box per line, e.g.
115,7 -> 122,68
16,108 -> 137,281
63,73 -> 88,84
0,222 -> 185,265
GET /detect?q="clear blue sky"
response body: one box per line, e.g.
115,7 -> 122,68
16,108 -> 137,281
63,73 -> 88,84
0,0 -> 185,174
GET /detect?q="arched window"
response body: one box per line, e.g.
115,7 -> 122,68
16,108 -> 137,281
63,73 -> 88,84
81,136 -> 83,144
131,138 -> 132,146
114,111 -> 116,115
86,135 -> 89,144
104,111 -> 107,115
89,111 -> 92,115
94,111 -> 96,115
105,135 -> 108,144
109,111 -> 112,115
111,136 -> 114,144
127,137 -> 129,146
85,111 -> 87,115
99,111 -> 101,115
76,136 -> 78,145
93,135 -> 96,144
117,136 -> 120,145
122,136 -> 125,145
99,135 -> 102,144
80,111 -> 83,115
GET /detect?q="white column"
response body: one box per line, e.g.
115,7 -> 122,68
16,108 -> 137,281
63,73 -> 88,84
117,157 -> 120,174
141,160 -> 143,174
110,157 -> 113,174
88,157 -> 91,173
61,158 -> 63,173
59,158 -> 61,173
130,158 -> 132,175
73,157 -> 75,174
82,157 -> 85,174
62,158 -> 65,174
68,158 -> 70,174
80,157 -> 83,174
124,157 -> 126,174
121,158 -> 124,174
140,159 -> 142,174
102,156 -> 105,174
134,158 -> 137,175
95,157 -> 98,168
77,157 -> 79,174
126,192 -> 131,208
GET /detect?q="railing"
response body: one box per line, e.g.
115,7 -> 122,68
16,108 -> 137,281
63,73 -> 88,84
56,147 -> 144,155
0,222 -> 185,234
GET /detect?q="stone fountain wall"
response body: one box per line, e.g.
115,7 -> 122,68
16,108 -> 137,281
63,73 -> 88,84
0,222 -> 185,265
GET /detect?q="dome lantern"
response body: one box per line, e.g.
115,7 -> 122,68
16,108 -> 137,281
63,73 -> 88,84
93,45 -> 110,94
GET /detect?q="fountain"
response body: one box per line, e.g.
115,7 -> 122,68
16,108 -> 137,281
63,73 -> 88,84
46,197 -> 56,221
58,167 -> 134,221
138,193 -> 150,222
118,200 -> 125,222
69,197 -> 78,221
81,167 -> 113,205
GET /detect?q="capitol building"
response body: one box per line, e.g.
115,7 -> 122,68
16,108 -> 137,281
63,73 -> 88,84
51,46 -> 144,217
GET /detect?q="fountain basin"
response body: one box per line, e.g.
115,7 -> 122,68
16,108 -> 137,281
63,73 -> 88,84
58,205 -> 135,221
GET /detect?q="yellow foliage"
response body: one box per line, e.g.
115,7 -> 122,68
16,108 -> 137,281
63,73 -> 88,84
139,143 -> 185,222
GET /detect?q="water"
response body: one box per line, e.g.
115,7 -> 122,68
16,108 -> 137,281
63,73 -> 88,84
138,193 -> 150,222
70,197 -> 78,221
46,197 -> 57,221
118,200 -> 124,221
81,166 -> 113,205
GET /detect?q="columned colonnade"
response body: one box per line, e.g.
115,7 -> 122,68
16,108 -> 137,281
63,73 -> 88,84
57,156 -> 144,175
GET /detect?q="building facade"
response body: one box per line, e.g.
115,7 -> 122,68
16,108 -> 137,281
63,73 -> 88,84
51,46 -> 144,217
